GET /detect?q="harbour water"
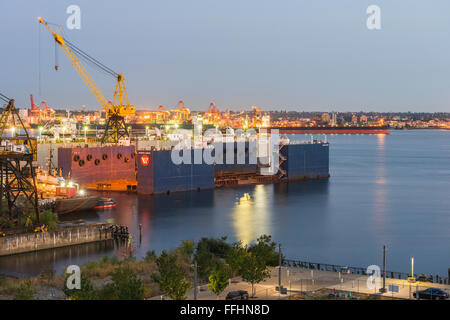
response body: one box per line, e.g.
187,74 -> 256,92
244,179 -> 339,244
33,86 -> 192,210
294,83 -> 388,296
1,130 -> 449,277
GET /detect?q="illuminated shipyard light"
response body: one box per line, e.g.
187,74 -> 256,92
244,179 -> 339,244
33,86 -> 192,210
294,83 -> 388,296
79,189 -> 85,195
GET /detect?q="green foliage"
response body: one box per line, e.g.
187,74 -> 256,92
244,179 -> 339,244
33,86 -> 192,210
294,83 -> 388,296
239,251 -> 270,297
99,255 -> 119,266
225,241 -> 247,276
64,263 -> 146,300
13,280 -> 35,300
178,240 -> 195,258
0,215 -> 15,230
197,237 -> 231,256
194,237 -> 231,279
248,234 -> 280,266
39,268 -> 56,283
108,264 -> 145,300
63,274 -> 97,300
152,250 -> 192,300
23,209 -> 58,230
144,250 -> 157,262
225,236 -> 275,297
208,263 -> 229,297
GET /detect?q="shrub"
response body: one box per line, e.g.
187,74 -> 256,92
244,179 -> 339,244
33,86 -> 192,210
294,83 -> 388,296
109,264 -> 145,300
13,280 -> 35,300
63,273 -> 97,300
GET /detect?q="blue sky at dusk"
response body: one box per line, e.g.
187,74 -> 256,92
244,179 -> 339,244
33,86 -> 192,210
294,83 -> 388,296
1,0 -> 450,112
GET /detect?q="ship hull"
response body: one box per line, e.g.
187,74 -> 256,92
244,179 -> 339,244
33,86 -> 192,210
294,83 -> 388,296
269,126 -> 390,135
56,196 -> 100,215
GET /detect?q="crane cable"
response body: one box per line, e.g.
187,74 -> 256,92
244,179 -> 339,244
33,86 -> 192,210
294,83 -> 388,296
63,38 -> 118,78
0,93 -> 11,104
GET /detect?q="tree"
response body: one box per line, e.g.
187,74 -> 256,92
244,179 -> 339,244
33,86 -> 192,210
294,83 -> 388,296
248,234 -> 280,266
152,251 -> 192,300
109,264 -> 145,300
239,252 -> 270,298
225,241 -> 247,276
178,240 -> 195,258
208,263 -> 228,299
194,237 -> 231,279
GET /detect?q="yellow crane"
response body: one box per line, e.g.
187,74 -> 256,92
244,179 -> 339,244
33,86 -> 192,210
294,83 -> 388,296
38,17 -> 135,144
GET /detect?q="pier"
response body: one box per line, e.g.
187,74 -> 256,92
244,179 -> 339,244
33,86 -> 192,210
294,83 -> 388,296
0,223 -> 129,256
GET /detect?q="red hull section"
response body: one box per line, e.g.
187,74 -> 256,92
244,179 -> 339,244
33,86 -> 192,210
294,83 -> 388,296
58,146 -> 137,191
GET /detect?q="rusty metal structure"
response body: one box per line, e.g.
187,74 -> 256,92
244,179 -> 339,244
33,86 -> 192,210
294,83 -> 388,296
0,93 -> 40,224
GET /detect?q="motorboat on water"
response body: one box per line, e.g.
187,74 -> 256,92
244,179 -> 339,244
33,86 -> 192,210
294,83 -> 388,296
94,198 -> 117,209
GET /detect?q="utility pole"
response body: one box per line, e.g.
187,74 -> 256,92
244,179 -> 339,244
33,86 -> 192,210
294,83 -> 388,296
380,245 -> 387,293
193,261 -> 198,300
278,244 -> 282,291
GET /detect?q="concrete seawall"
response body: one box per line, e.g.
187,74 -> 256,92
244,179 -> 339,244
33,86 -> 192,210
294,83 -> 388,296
0,223 -> 114,256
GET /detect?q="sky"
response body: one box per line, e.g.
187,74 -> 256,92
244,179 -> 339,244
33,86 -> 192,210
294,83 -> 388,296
1,0 -> 450,112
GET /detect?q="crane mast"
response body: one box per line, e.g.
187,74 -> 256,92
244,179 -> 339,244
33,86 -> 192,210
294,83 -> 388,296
38,17 -> 135,144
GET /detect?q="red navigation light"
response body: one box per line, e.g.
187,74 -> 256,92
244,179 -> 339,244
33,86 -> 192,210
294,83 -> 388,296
140,154 -> 150,167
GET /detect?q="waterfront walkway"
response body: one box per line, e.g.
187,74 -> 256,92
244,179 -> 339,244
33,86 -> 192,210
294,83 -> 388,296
151,267 -> 450,300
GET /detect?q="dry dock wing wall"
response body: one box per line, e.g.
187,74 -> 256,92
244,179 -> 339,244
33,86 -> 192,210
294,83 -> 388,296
214,141 -> 258,176
137,149 -> 214,194
280,143 -> 329,180
58,146 -> 137,191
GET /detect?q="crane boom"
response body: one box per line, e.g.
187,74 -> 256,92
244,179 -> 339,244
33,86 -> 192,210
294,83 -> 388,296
38,17 -> 135,143
39,18 -> 110,112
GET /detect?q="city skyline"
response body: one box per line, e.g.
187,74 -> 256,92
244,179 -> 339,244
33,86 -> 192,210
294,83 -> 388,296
1,1 -> 450,112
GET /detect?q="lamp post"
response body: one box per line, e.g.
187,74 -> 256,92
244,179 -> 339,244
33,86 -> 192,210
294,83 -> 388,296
380,245 -> 387,293
11,126 -> 15,138
39,126 -> 44,141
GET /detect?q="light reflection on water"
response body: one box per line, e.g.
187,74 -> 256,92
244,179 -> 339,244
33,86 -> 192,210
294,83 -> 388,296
233,185 -> 270,245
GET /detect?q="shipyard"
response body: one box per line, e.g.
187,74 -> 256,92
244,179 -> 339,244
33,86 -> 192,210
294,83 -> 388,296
1,1 -> 450,310
0,16 -> 331,256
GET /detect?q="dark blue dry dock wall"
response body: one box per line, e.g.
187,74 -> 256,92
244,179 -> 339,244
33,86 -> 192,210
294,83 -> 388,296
280,143 -> 329,180
137,150 -> 214,194
214,141 -> 258,176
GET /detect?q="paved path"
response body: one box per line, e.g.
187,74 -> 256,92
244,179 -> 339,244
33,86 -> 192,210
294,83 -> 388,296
150,267 -> 450,300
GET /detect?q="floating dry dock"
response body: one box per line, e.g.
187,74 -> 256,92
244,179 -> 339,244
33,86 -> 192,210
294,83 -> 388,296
57,141 -> 330,194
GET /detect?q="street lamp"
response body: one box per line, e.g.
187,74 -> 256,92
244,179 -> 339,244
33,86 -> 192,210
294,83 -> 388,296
11,126 -> 15,137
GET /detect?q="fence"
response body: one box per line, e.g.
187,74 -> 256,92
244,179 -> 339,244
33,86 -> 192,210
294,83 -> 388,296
283,259 -> 450,285
275,265 -> 450,300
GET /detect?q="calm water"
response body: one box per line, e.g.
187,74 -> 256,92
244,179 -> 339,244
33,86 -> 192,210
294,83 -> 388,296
1,130 -> 449,277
